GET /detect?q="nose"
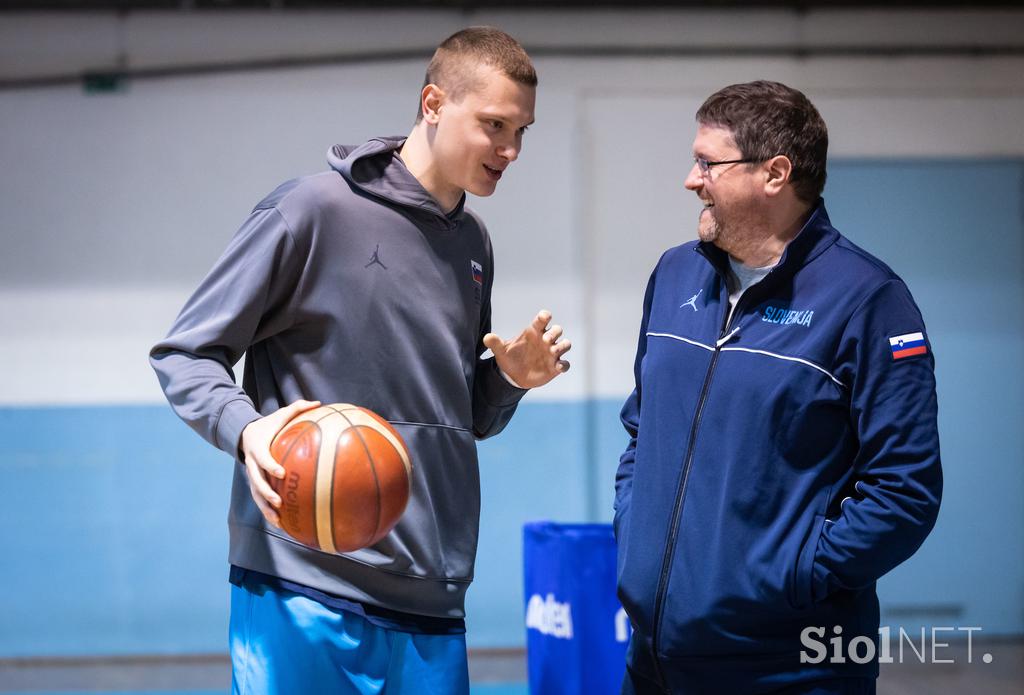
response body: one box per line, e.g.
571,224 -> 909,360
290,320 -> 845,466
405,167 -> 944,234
498,142 -> 519,163
498,130 -> 524,163
684,161 -> 703,191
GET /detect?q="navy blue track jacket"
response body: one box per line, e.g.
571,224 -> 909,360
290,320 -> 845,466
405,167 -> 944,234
614,202 -> 942,693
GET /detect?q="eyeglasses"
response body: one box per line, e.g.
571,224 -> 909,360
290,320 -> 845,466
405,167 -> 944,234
694,156 -> 758,177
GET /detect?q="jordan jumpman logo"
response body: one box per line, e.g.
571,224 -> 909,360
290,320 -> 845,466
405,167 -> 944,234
680,289 -> 702,312
365,244 -> 387,269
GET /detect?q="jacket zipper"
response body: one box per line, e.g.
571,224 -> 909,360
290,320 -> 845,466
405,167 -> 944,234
648,290 -> 749,691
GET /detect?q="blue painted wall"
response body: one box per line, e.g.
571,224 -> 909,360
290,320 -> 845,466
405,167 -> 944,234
0,402 -> 600,656
1,159 -> 1021,656
823,160 -> 1024,635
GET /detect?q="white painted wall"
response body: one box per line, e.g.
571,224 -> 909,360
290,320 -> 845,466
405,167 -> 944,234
4,9 -> 1023,80
2,9 -> 1023,405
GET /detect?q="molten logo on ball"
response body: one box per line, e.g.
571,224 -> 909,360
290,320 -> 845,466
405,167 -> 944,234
269,403 -> 412,553
282,471 -> 302,532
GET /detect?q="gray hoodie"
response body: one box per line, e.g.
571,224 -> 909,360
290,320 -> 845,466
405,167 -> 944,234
150,136 -> 527,618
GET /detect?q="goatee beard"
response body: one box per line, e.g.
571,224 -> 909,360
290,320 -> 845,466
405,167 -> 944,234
698,212 -> 719,243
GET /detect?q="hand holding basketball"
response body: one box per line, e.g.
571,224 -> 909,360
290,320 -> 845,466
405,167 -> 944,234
240,399 -> 323,528
268,404 -> 412,553
483,309 -> 572,389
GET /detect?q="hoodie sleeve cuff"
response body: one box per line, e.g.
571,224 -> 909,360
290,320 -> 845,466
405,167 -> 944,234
498,366 -> 525,388
216,398 -> 262,459
479,357 -> 529,407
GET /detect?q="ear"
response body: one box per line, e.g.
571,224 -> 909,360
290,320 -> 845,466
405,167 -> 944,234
421,84 -> 444,125
764,155 -> 793,197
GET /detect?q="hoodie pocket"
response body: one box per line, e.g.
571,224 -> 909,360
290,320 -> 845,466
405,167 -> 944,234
792,513 -> 826,610
339,423 -> 481,581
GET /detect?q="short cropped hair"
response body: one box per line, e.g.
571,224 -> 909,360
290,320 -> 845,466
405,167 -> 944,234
415,26 -> 537,123
696,81 -> 828,203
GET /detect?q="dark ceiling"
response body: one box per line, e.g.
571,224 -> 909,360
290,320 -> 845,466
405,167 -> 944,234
1,0 -> 1019,10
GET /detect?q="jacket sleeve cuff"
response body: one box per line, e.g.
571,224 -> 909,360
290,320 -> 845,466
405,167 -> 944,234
216,398 -> 262,459
811,558 -> 831,604
479,357 -> 529,407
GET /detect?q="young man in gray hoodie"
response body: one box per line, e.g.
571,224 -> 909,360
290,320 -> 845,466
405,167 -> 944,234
150,27 -> 570,694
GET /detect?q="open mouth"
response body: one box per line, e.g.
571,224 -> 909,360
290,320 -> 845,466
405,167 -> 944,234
483,164 -> 503,181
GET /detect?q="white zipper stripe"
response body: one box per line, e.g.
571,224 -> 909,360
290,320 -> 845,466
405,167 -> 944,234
721,346 -> 845,388
646,331 -> 846,388
646,332 -> 714,351
716,325 -> 742,348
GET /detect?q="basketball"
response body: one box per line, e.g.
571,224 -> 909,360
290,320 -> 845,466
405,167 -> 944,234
268,403 -> 412,553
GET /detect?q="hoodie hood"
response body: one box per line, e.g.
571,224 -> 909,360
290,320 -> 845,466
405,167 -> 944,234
328,137 -> 466,229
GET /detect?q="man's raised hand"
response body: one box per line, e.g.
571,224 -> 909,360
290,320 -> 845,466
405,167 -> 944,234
482,310 -> 571,389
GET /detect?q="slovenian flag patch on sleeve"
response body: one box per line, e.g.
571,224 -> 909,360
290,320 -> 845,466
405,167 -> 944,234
889,331 -> 928,360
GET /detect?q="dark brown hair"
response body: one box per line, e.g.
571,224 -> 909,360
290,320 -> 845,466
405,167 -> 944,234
415,26 -> 537,122
697,81 -> 828,203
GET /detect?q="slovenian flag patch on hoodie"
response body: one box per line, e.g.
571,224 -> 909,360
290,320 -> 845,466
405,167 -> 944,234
889,332 -> 927,360
471,260 -> 483,285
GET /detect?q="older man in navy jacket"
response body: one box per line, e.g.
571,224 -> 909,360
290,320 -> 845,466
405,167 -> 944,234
614,81 -> 941,695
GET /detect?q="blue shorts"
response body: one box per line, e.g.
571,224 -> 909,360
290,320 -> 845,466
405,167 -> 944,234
230,582 -> 470,695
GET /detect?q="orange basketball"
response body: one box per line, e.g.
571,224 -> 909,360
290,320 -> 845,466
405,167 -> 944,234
268,403 -> 412,553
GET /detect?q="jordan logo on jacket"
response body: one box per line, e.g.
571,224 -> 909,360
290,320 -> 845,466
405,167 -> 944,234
365,244 -> 387,269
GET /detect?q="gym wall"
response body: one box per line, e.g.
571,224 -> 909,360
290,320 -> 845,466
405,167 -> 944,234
1,7 -> 1022,655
